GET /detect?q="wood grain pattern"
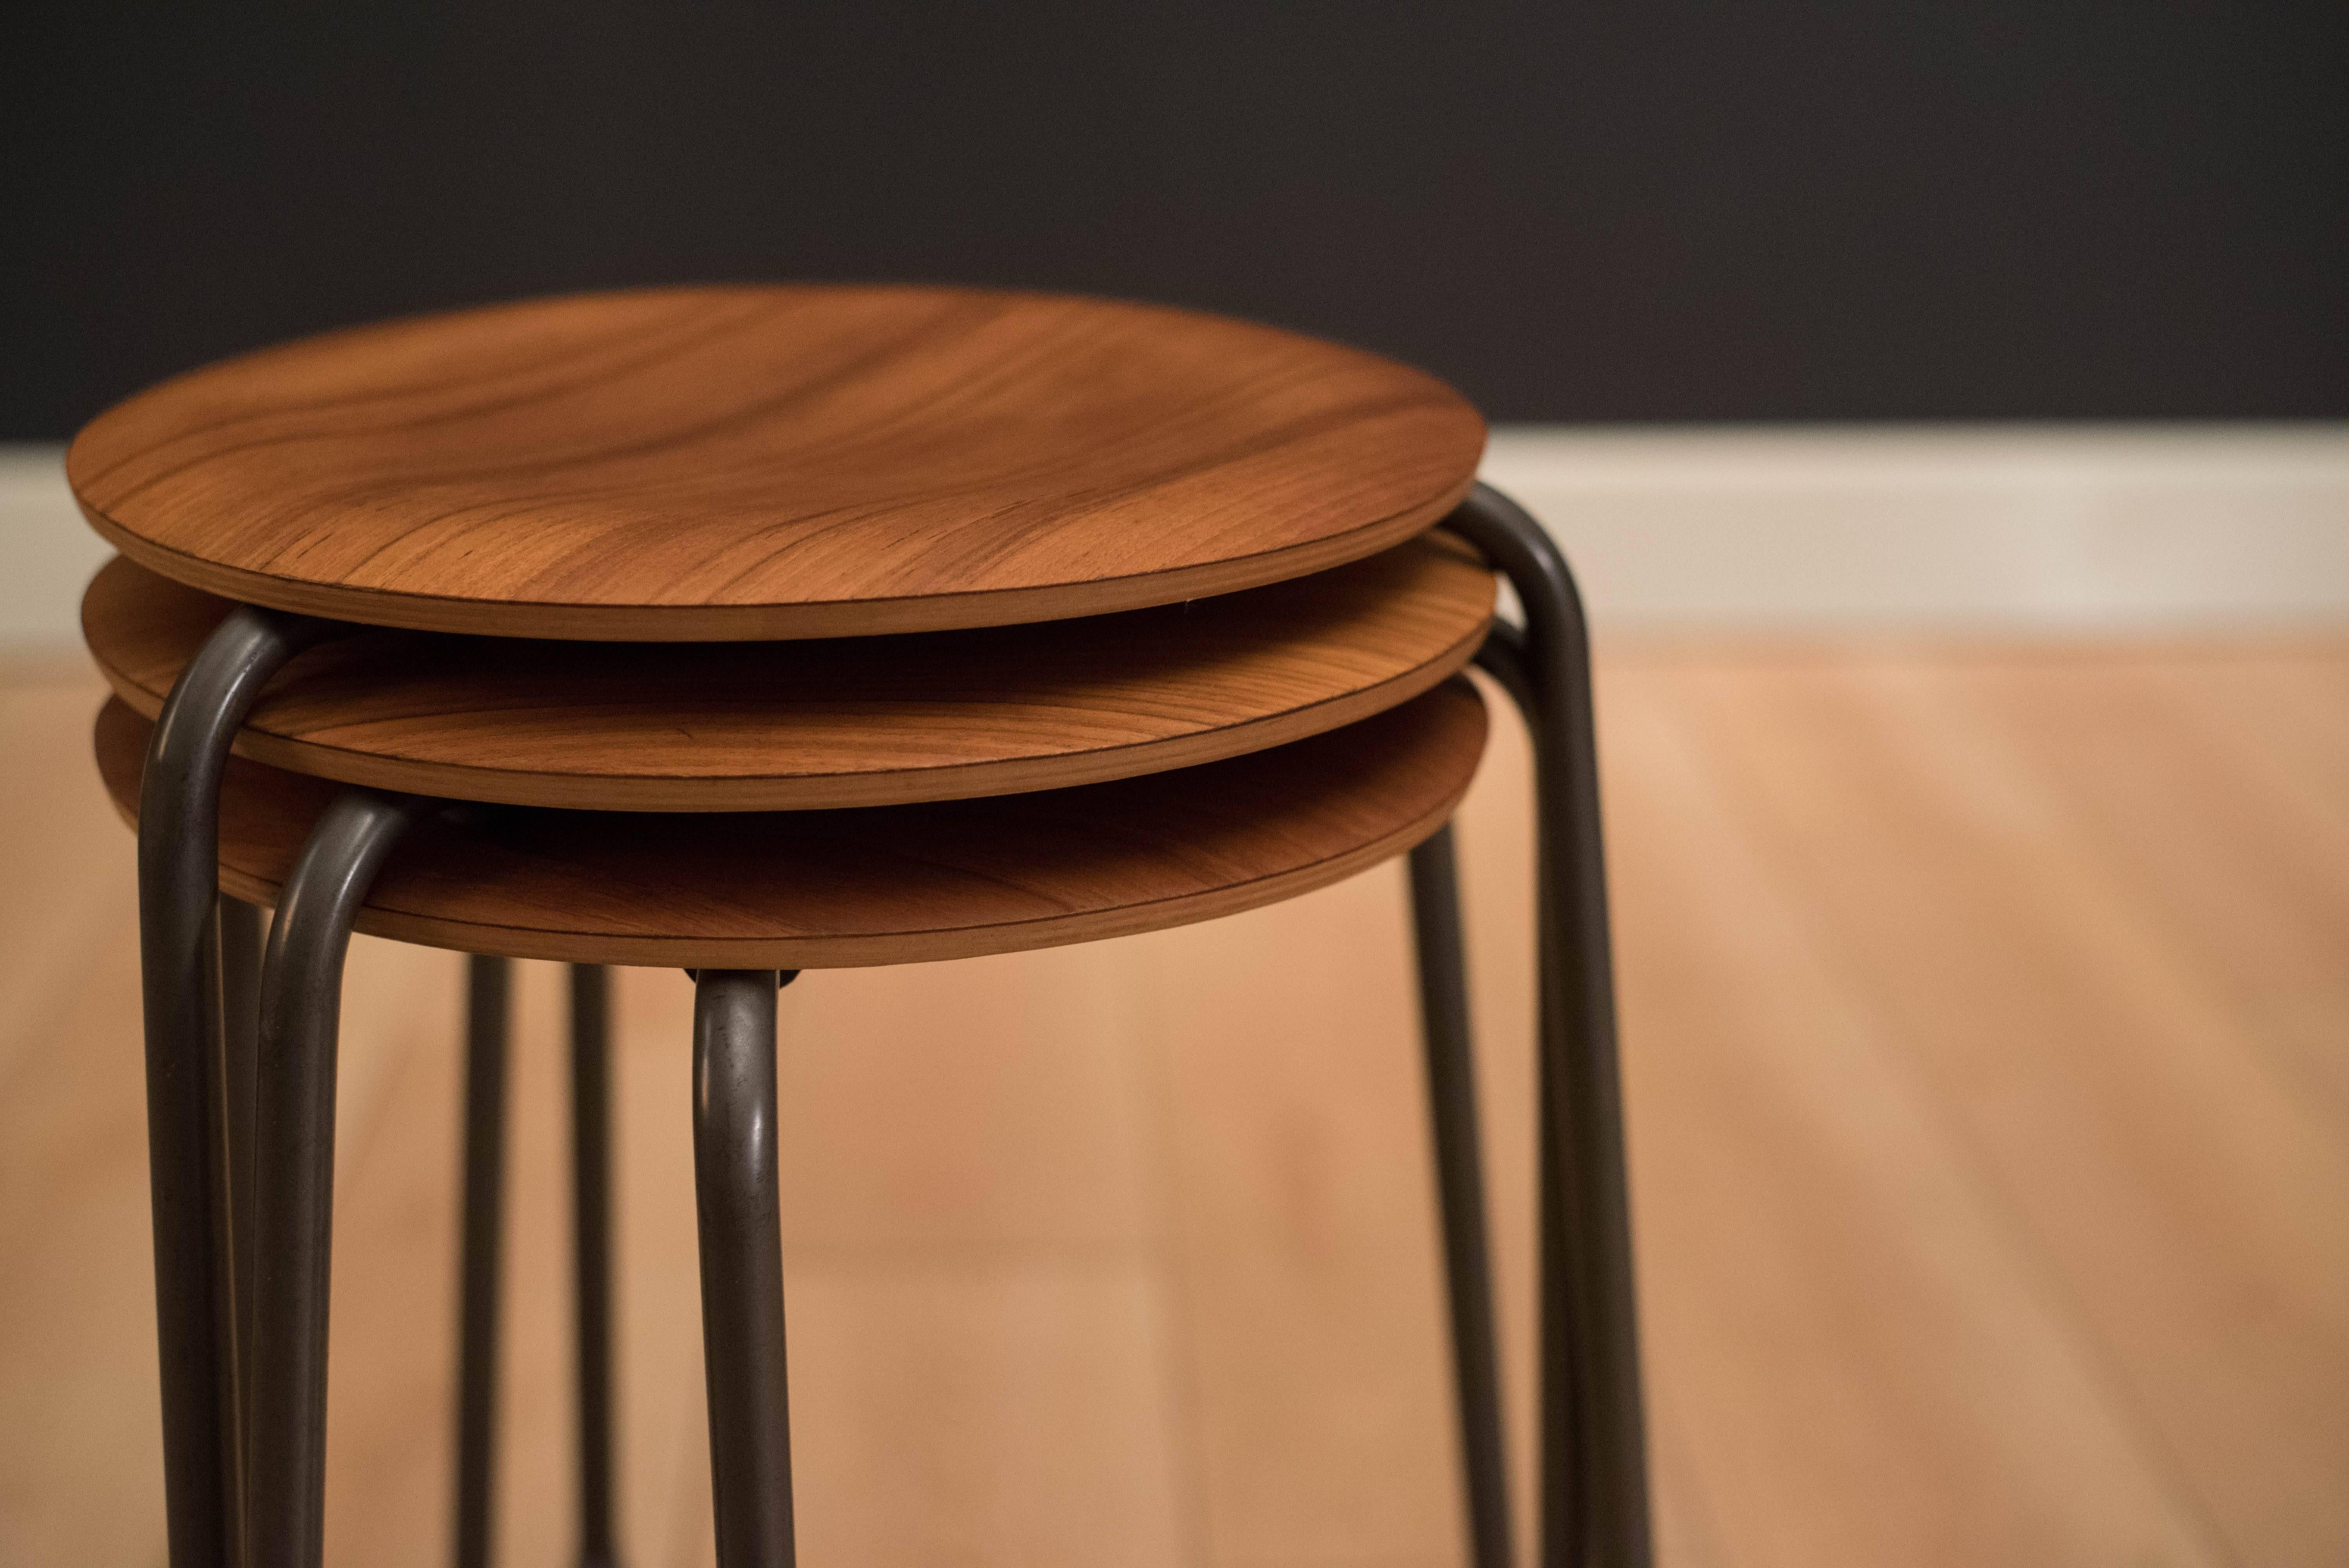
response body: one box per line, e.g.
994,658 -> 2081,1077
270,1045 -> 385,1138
93,684 -> 1484,968
1593,667 -> 2225,1566
1662,650 -> 2349,1565
66,285 -> 1486,640
82,536 -> 1493,811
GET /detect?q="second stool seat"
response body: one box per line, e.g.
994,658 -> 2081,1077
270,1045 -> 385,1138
86,533 -> 1493,811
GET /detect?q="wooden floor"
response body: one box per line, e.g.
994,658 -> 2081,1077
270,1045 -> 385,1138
2,639 -> 2344,1567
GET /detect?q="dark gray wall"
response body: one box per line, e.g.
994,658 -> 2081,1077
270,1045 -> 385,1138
6,4 -> 2344,435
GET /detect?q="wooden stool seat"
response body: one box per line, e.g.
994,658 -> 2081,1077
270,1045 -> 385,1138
66,285 -> 1486,641
95,683 -> 1484,968
84,535 -> 1493,811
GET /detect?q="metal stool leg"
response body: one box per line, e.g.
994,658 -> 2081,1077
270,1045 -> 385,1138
220,891 -> 267,1478
691,970 -> 796,1568
138,606 -> 332,1568
570,963 -> 620,1568
1454,482 -> 1653,1568
249,788 -> 432,1568
454,956 -> 512,1568
1408,822 -> 1515,1568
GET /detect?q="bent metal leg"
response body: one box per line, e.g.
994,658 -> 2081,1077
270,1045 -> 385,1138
693,970 -> 798,1568
1454,483 -> 1654,1568
1409,821 -> 1516,1568
137,607 -> 332,1568
248,789 -> 432,1568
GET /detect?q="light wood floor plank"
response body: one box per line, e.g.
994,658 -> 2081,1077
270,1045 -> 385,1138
317,941 -> 465,1568
1122,869 -> 1465,1566
0,677 -> 137,1091
1668,652 -> 2349,1565
770,950 -> 1157,1260
780,1263 -> 1190,1568
0,914 -> 164,1567
1952,652 -> 2349,1145
1600,666 -> 2222,1566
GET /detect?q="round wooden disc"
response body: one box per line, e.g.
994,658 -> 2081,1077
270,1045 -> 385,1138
94,684 -> 1485,968
67,285 -> 1486,640
84,535 -> 1493,810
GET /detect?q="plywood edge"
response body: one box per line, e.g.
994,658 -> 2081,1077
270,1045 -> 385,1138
81,479 -> 1474,641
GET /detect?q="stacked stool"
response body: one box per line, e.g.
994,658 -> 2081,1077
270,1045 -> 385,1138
69,285 -> 1649,1568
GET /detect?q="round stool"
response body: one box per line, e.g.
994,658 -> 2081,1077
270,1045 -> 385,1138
71,285 -> 1647,1568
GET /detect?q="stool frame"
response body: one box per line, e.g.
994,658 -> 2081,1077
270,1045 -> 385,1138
129,484 -> 1649,1568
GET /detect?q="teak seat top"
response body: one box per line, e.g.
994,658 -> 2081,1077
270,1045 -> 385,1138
85,536 -> 1493,811
68,285 -> 1486,641
95,685 -> 1485,968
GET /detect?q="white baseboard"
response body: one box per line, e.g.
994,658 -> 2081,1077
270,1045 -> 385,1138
0,445 -> 112,657
1483,422 -> 2349,634
6,424 -> 2345,654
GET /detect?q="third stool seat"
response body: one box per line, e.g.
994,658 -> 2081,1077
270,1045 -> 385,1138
96,684 -> 1485,967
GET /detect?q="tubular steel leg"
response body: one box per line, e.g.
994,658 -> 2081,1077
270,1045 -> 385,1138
139,606 -> 332,1568
570,963 -> 620,1568
692,971 -> 795,1568
454,956 -> 512,1568
219,892 -> 266,1467
1407,823 -> 1515,1568
249,789 -> 433,1568
1454,481 -> 1653,1568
